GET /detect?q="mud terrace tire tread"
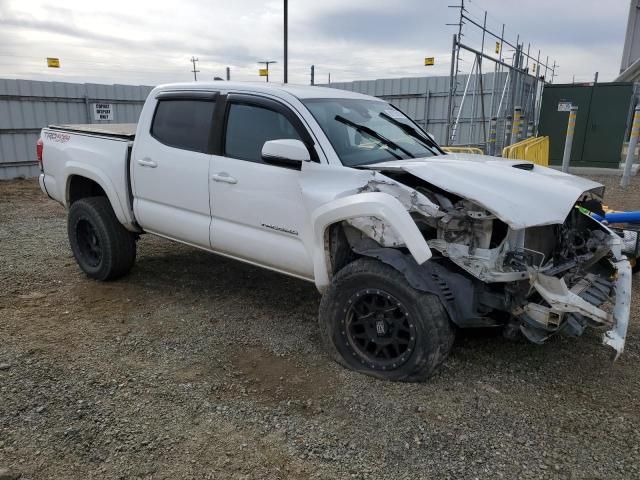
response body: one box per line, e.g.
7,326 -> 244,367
68,197 -> 136,281
318,258 -> 455,382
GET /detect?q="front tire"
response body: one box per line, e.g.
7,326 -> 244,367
68,197 -> 136,281
319,258 -> 454,382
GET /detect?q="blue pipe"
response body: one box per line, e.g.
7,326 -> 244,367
582,209 -> 640,224
603,211 -> 640,224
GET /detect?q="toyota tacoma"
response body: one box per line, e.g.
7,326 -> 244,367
37,82 -> 633,381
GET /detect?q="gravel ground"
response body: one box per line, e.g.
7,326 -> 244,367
1,175 -> 640,480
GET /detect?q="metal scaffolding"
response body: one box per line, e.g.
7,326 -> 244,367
445,0 -> 557,153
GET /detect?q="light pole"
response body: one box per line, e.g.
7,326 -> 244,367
258,61 -> 277,82
284,0 -> 288,83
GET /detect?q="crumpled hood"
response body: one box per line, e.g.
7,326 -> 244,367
365,153 -> 604,229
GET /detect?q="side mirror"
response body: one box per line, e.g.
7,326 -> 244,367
262,139 -> 310,166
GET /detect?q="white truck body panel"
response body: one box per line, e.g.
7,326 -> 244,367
208,152 -> 314,278
131,135 -> 212,249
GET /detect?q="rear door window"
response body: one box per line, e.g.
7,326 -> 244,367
151,99 -> 216,153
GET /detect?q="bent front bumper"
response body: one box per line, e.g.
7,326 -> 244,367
524,257 -> 631,359
603,258 -> 632,359
526,258 -> 632,359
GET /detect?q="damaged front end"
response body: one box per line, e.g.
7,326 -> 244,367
426,192 -> 631,358
355,168 -> 632,358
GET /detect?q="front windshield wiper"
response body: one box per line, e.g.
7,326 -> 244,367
334,115 -> 414,159
379,112 -> 442,154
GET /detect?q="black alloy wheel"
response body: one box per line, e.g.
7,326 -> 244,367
319,258 -> 455,382
343,289 -> 416,371
75,218 -> 102,267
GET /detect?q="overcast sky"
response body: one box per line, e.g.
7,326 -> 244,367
0,0 -> 630,86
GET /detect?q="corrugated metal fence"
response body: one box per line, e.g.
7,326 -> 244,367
324,72 -> 536,150
1,75 -> 538,179
0,79 -> 153,179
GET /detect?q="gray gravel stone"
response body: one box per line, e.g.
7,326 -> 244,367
0,467 -> 20,480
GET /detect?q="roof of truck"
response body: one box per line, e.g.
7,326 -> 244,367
153,81 -> 378,101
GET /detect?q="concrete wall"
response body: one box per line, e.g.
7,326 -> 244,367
0,79 -> 153,179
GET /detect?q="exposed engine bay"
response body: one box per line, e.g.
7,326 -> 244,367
339,165 -> 632,358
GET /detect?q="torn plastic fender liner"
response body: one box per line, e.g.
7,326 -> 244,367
311,192 -> 432,292
352,246 -> 478,327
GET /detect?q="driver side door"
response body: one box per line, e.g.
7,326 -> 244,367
208,94 -> 317,279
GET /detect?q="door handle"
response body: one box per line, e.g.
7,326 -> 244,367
137,158 -> 157,168
211,172 -> 238,184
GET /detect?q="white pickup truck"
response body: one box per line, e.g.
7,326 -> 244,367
38,81 -> 633,381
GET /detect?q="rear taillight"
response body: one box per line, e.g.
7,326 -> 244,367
36,138 -> 43,171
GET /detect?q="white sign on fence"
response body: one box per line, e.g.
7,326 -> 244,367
93,103 -> 113,121
557,101 -> 573,112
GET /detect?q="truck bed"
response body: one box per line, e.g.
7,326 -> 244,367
49,123 -> 137,140
41,123 -> 137,229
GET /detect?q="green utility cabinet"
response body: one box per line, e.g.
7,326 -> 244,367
538,82 -> 636,168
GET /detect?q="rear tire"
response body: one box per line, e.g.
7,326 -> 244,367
68,197 -> 136,281
319,258 -> 454,382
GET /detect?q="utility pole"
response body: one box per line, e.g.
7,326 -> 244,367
446,33 -> 457,145
284,0 -> 288,83
310,65 -> 315,85
190,56 -> 199,81
551,61 -> 558,83
226,67 -> 230,81
445,0 -> 464,145
543,55 -> 549,82
258,61 -> 277,82
328,72 -> 331,84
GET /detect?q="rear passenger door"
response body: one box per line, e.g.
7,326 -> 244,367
208,94 -> 316,279
132,91 -> 217,248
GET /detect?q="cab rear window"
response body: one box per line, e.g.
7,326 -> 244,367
150,99 -> 215,153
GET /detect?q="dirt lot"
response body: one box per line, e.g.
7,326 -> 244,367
1,176 -> 640,480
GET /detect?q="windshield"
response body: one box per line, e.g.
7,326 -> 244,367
303,98 -> 441,167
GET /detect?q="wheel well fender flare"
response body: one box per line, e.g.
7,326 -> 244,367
63,163 -> 129,226
310,192 -> 432,292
